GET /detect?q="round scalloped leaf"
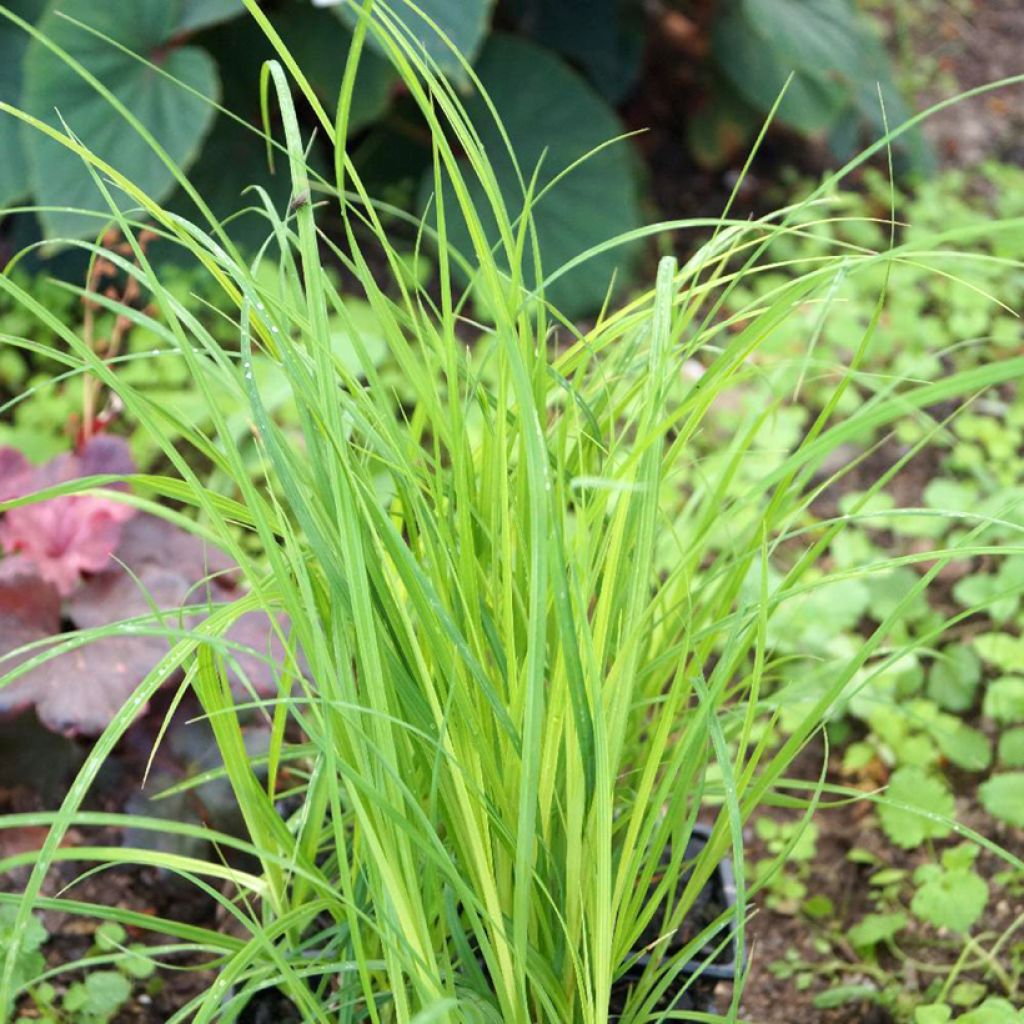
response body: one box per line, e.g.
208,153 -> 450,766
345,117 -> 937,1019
0,1 -> 47,206
846,911 -> 906,950
911,867 -> 987,933
22,0 -> 219,240
929,647 -> 983,712
998,728 -> 1024,768
327,0 -> 495,78
420,34 -> 641,318
876,766 -> 954,849
957,999 -> 1024,1024
979,772 -> 1024,829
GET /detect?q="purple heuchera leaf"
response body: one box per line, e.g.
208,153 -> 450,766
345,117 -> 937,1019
69,514 -> 297,700
1,495 -> 136,596
214,610 -> 300,700
1,441 -> 302,735
0,436 -> 137,595
0,448 -> 31,503
76,435 -> 136,481
0,574 -> 62,721
24,635 -> 167,736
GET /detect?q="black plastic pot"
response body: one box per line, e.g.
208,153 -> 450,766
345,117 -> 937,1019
230,825 -> 739,1021
609,823 -> 740,1018
235,988 -> 304,1024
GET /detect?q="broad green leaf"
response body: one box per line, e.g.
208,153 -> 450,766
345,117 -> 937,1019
923,478 -> 976,514
773,575 -> 871,656
0,906 -> 47,1016
930,719 -> 991,773
997,727 -> 1024,767
958,998 -> 1024,1024
979,772 -> 1024,828
94,922 -> 127,951
951,982 -> 988,1008
421,34 -> 642,318
911,867 -> 987,933
505,0 -> 645,103
941,843 -> 979,873
0,905 -> 47,955
197,6 -> 393,152
915,1008 -> 952,1024
877,766 -> 954,848
802,894 -> 833,919
973,634 -> 1024,674
176,0 -> 245,32
953,572 -> 1019,625
331,0 -> 494,77
865,567 -> 930,623
63,971 -> 131,1018
983,676 -> 1024,725
22,0 -> 219,240
222,5 -> 395,131
927,645 -> 982,712
712,0 -> 929,168
847,911 -> 906,949
0,0 -> 46,206
162,113 -> 292,254
167,6 -> 391,250
712,0 -> 857,133
329,300 -> 390,374
813,986 -> 879,1010
121,945 -> 157,979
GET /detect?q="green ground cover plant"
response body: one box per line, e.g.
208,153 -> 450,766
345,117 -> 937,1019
10,915 -> 157,1024
0,1 -> 1022,1022
695,164 -> 1024,1019
706,165 -> 1024,806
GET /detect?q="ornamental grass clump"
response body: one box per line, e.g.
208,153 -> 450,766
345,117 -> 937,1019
1,2 -> 1024,1022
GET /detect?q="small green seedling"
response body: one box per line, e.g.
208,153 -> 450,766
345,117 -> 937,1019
13,921 -> 156,1024
753,817 -> 820,915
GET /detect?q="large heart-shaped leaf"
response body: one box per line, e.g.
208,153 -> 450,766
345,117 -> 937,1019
22,0 -> 219,240
324,0 -> 495,76
1,632 -> 168,736
505,0 -> 645,103
176,0 -> 246,33
0,435 -> 137,595
713,0 -> 856,134
0,0 -> 46,206
876,766 -> 954,848
208,2 -> 394,128
170,4 -> 392,250
713,0 -> 930,169
420,34 -> 642,318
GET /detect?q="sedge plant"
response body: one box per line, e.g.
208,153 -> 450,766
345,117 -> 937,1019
2,2 -> 1024,1022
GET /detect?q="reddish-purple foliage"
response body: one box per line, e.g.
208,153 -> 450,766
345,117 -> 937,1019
0,435 -> 136,594
1,496 -> 136,596
0,448 -> 32,503
0,438 -> 300,736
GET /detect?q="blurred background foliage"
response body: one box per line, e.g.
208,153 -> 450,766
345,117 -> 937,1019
0,0 -> 936,317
